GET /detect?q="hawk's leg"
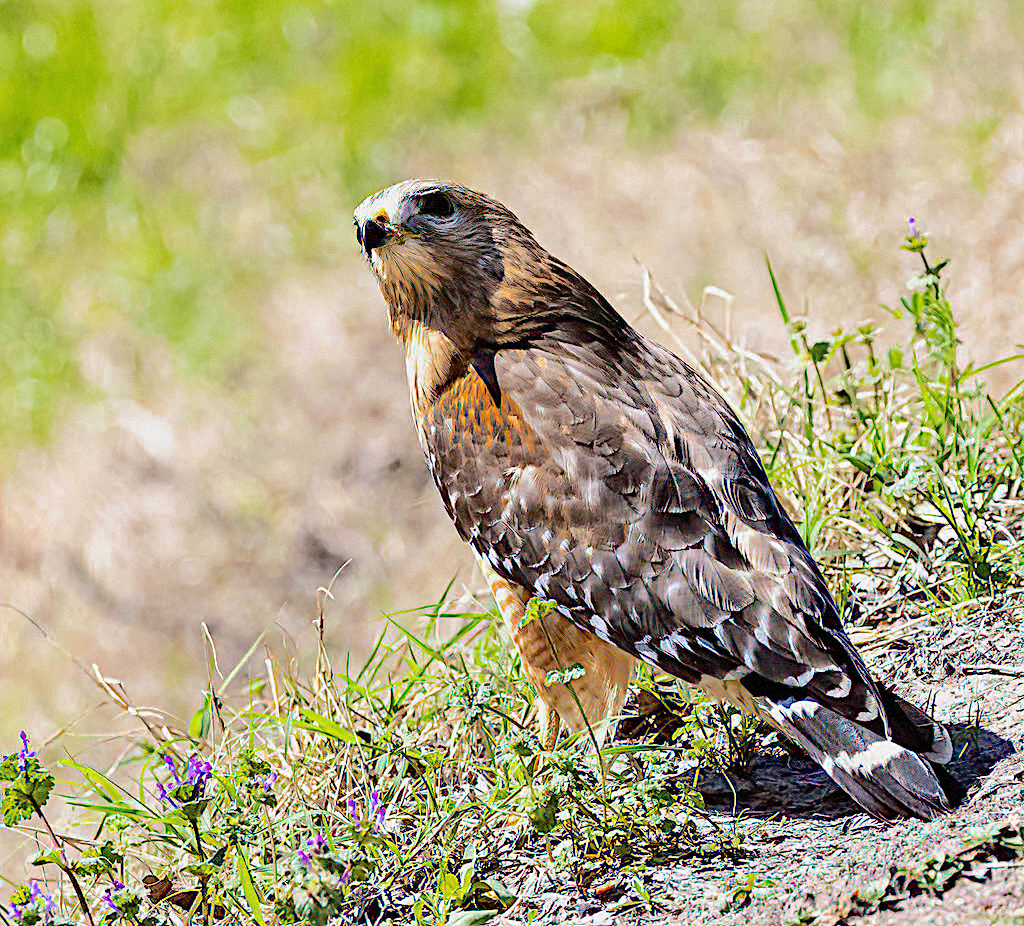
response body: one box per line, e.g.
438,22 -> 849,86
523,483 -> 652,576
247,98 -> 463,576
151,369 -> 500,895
475,554 -> 636,750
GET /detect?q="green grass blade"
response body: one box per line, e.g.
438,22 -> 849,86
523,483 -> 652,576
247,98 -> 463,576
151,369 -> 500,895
295,707 -> 358,744
235,845 -> 266,926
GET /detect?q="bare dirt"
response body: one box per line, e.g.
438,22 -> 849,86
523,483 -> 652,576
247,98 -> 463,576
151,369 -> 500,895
489,595 -> 1024,926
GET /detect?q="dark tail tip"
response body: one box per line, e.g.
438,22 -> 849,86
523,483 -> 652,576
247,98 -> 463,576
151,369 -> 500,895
763,697 -> 954,821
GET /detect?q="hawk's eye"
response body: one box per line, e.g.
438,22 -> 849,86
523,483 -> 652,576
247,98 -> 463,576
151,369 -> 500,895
417,191 -> 454,219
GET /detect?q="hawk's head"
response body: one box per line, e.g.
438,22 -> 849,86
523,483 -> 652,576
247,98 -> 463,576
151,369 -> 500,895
354,180 -> 623,351
353,180 -> 516,342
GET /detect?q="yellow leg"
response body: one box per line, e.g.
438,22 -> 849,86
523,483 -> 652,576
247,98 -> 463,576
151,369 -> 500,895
475,553 -> 635,748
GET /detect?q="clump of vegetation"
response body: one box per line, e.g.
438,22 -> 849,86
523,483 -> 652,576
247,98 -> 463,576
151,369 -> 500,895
0,608 -> 735,926
644,220 -> 1024,621
2,230 -> 1021,924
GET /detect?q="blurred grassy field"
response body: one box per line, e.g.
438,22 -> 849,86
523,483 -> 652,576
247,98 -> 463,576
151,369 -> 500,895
1,0 -> 1023,763
4,0 -> 1020,453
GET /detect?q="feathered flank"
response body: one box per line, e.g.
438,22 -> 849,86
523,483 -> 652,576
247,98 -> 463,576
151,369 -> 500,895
355,179 -> 960,820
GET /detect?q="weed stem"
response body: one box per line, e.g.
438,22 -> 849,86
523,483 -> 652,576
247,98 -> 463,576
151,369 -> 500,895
28,796 -> 95,926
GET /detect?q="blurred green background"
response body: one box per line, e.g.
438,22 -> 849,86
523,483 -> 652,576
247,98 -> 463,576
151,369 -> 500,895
0,0 -> 1022,764
4,0 -> 1019,455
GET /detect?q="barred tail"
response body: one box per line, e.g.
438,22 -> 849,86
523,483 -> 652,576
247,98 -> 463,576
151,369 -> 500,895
760,696 -> 959,821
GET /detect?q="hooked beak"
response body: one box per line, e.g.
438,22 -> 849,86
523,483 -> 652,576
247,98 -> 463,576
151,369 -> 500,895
356,211 -> 396,258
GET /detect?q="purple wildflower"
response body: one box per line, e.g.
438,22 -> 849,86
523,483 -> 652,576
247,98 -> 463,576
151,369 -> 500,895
163,755 -> 182,785
261,770 -> 277,791
908,217 -> 918,237
155,782 -> 179,808
112,881 -> 124,892
338,870 -> 351,886
28,882 -> 55,915
370,790 -> 386,831
297,832 -> 327,869
185,756 -> 212,798
102,889 -> 120,915
17,732 -> 36,773
347,797 -> 359,822
13,882 -> 56,921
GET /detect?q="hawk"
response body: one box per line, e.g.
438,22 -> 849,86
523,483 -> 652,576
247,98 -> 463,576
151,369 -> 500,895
354,179 -> 960,821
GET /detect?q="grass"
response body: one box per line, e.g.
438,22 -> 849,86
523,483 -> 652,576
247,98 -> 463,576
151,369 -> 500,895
648,228 -> 1024,610
0,606 -> 741,926
2,223 -> 1022,924
2,1 -> 1021,461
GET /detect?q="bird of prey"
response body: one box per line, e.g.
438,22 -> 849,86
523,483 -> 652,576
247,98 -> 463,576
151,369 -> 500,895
354,179 -> 960,821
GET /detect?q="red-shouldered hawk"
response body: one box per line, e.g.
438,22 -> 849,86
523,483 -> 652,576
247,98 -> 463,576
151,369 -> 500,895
354,179 -> 961,820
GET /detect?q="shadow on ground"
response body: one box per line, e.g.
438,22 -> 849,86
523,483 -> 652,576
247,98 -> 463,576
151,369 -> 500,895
696,724 -> 1015,820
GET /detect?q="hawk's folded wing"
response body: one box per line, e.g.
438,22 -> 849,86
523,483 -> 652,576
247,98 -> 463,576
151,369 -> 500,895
455,326 -> 933,755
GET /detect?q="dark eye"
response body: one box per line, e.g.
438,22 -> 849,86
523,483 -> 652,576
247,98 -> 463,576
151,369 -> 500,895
417,191 -> 454,219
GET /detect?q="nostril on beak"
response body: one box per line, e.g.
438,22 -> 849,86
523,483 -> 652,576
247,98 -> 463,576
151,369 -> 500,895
360,218 -> 388,257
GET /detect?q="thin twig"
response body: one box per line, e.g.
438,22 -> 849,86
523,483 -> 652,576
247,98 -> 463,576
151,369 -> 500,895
960,664 -> 1024,677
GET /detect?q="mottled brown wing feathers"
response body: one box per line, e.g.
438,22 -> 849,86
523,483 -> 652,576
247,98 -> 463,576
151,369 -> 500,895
421,326 -> 905,741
